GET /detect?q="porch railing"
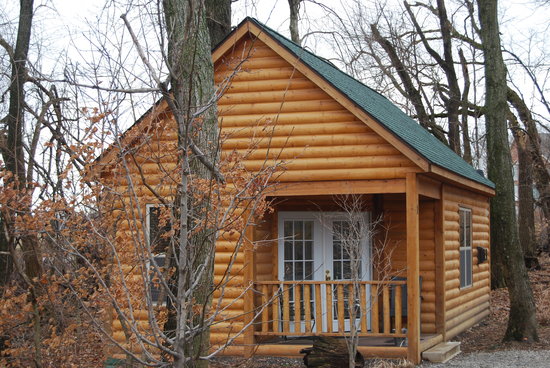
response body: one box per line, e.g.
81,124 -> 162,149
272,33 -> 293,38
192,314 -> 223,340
254,280 -> 407,338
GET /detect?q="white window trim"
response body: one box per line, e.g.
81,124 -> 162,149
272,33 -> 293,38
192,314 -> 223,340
459,207 -> 473,289
145,204 -> 170,306
147,253 -> 167,306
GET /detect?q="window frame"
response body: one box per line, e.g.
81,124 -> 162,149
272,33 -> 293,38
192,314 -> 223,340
147,253 -> 168,306
145,203 -> 173,252
145,204 -> 172,306
459,206 -> 473,289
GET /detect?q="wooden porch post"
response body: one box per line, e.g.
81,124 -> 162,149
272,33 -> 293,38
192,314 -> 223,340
406,173 -> 421,364
434,184 -> 446,340
243,219 -> 256,358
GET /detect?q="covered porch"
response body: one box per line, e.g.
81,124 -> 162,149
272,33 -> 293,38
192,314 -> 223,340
241,174 -> 445,363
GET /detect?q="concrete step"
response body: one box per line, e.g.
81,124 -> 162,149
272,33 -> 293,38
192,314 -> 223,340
422,341 -> 461,363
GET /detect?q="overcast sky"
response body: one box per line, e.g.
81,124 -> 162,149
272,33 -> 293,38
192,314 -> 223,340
1,0 -> 547,128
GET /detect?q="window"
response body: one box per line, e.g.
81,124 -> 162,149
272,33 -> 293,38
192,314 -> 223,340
146,205 -> 172,305
459,207 -> 473,288
147,204 -> 172,251
149,253 -> 167,305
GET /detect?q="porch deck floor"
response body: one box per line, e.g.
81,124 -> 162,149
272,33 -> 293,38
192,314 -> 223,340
260,334 -> 439,347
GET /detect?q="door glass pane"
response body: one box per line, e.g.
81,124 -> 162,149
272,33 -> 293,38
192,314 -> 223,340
343,260 -> 351,279
305,261 -> 313,280
304,241 -> 313,259
284,262 -> 293,281
332,220 -> 363,325
294,241 -> 303,259
295,262 -> 303,280
284,241 -> 293,260
282,219 -> 316,326
332,221 -> 362,281
333,239 -> 342,259
334,262 -> 342,279
284,220 -> 293,236
283,220 -> 314,281
294,221 -> 304,239
304,221 -> 313,239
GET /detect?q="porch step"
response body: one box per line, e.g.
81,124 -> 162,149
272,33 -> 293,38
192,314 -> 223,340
422,342 -> 461,363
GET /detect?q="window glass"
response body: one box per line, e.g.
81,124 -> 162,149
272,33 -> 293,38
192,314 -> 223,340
149,254 -> 166,305
283,220 -> 314,281
148,205 -> 172,252
459,207 -> 473,288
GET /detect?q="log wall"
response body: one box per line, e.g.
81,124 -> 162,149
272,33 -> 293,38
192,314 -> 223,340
216,36 -> 419,182
101,29 -> 492,359
381,194 -> 436,334
441,185 -> 491,337
99,115 -> 180,359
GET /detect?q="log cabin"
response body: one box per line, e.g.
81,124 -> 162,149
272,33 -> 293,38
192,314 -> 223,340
96,17 -> 494,364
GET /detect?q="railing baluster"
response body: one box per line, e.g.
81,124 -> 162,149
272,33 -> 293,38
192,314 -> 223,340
304,284 -> 312,332
395,284 -> 402,334
383,285 -> 390,334
254,280 -> 406,338
326,283 -> 333,333
337,284 -> 345,332
283,284 -> 290,333
295,284 -> 301,333
262,284 -> 268,333
360,284 -> 367,332
371,284 -> 379,333
273,285 -> 279,333
315,284 -> 322,333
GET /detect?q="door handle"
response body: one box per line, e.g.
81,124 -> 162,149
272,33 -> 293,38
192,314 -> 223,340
325,270 -> 331,281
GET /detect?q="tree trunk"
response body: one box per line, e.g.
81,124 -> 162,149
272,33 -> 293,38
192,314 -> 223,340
163,0 -> 229,366
370,23 -> 448,145
0,217 -> 13,286
0,0 -> 42,282
435,0 -> 462,156
205,0 -> 231,48
458,48 -> 473,165
509,114 -> 539,269
404,0 -> 462,155
477,0 -> 538,342
288,0 -> 301,45
507,87 -> 550,253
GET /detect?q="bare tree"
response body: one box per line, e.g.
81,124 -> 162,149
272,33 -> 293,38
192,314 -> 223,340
0,0 -> 41,284
477,0 -> 538,342
288,0 -> 302,44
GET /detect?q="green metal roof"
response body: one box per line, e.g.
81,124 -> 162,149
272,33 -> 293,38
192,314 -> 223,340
245,18 -> 494,189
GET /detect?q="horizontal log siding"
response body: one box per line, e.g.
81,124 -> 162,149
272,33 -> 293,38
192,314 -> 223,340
216,37 -> 418,183
382,195 -> 437,334
100,117 -> 180,359
100,117 -> 249,354
442,185 -> 490,335
418,200 -> 436,333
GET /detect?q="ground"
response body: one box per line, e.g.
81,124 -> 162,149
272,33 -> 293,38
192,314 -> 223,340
211,255 -> 550,367
455,254 -> 550,353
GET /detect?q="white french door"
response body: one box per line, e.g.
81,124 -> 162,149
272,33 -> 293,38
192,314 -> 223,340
278,212 -> 371,333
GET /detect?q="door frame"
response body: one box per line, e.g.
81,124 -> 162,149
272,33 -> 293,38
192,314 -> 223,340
277,211 -> 372,333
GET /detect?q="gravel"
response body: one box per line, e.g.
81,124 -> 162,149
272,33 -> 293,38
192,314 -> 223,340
420,350 -> 550,368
